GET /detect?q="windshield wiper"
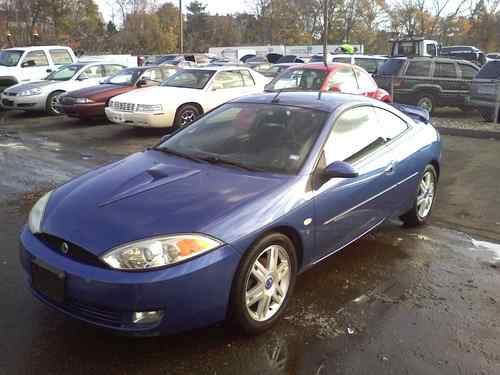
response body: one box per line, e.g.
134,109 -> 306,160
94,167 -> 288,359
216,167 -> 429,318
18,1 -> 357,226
197,155 -> 263,172
152,147 -> 204,163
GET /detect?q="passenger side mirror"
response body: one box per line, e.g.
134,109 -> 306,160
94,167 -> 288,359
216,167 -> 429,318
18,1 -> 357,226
77,73 -> 89,81
323,161 -> 359,179
21,60 -> 36,68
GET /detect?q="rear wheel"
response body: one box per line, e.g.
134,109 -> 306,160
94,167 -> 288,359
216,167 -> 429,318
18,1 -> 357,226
46,91 -> 64,115
401,164 -> 438,227
478,107 -> 496,122
416,94 -> 435,114
230,233 -> 297,335
173,104 -> 201,130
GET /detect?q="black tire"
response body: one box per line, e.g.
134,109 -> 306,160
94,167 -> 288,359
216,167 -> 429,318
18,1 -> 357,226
46,91 -> 64,115
173,104 -> 201,130
401,164 -> 438,227
478,107 -> 496,122
229,232 -> 298,335
415,93 -> 435,114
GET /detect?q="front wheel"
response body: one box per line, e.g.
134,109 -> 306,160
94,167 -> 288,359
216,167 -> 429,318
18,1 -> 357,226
416,94 -> 435,114
401,164 -> 438,227
230,233 -> 297,335
173,104 -> 201,130
46,91 -> 64,115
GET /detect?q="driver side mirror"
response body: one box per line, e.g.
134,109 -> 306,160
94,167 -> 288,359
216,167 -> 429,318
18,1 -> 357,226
136,77 -> 151,88
21,60 -> 36,68
323,161 -> 359,179
77,73 -> 89,81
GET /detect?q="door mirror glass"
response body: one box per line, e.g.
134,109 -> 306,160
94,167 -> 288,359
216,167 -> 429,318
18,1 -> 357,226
21,60 -> 36,68
77,73 -> 89,81
323,161 -> 359,179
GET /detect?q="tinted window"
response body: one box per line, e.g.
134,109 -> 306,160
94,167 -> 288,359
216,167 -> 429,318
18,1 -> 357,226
162,70 -> 215,89
23,50 -> 49,66
327,67 -> 358,92
0,50 -> 23,67
213,71 -> 245,89
160,103 -> 328,174
324,107 -> 384,164
434,63 -> 457,78
49,49 -> 73,65
476,61 -> 500,79
355,58 -> 383,74
405,61 -> 431,77
270,68 -> 326,91
458,64 -> 478,80
374,108 -> 408,140
46,64 -> 83,81
377,59 -> 405,75
354,67 -> 377,91
240,70 -> 255,86
426,44 -> 437,56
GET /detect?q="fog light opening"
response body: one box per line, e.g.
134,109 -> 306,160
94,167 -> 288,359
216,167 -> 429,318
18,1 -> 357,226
132,310 -> 164,325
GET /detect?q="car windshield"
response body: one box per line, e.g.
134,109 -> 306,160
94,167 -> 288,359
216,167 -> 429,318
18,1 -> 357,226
377,59 -> 405,75
46,64 -> 84,81
267,68 -> 327,91
476,61 -> 500,79
105,68 -> 141,85
157,103 -> 328,174
162,70 -> 215,89
0,50 -> 23,66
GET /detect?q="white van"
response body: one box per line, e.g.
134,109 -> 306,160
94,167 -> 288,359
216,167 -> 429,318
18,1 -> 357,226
0,46 -> 76,92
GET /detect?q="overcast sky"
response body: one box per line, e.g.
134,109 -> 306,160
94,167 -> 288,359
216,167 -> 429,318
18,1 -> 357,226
95,0 -> 252,22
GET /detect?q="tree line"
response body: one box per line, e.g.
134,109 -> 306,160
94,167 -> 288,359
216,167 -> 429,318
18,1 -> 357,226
0,0 -> 499,55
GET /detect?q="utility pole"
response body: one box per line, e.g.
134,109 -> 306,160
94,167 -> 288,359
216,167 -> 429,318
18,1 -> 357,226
179,0 -> 184,53
323,0 -> 329,66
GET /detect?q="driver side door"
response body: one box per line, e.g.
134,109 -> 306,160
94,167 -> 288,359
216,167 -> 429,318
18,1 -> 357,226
313,106 -> 397,261
204,70 -> 246,110
19,50 -> 51,82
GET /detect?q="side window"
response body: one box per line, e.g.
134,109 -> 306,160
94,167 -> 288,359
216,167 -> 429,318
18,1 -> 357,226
405,61 -> 431,77
434,62 -> 457,79
426,44 -> 437,57
354,58 -> 379,74
240,70 -> 255,86
323,106 -> 384,164
22,50 -> 49,66
354,67 -> 377,91
327,67 -> 358,92
160,67 -> 177,79
49,49 -> 73,65
213,71 -> 245,89
374,108 -> 408,140
148,68 -> 163,81
332,57 -> 352,64
458,64 -> 478,80
104,65 -> 124,76
82,65 -> 103,79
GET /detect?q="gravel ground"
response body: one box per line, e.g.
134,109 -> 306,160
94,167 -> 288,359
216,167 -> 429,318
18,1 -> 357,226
432,107 -> 500,133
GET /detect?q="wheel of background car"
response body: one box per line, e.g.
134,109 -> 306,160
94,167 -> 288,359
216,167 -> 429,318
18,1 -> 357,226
174,104 -> 201,130
401,164 -> 438,227
416,94 -> 435,114
478,108 -> 496,122
46,91 -> 64,115
230,232 -> 297,334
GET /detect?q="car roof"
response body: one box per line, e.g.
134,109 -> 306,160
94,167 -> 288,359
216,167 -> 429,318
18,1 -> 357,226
231,91 -> 377,113
296,62 -> 354,71
3,45 -> 70,51
186,65 -> 250,72
331,54 -> 386,60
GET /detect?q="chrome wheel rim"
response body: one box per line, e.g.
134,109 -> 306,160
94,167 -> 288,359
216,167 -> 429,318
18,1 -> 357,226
245,245 -> 291,322
416,170 -> 435,219
50,94 -> 62,114
417,97 -> 433,113
179,109 -> 197,126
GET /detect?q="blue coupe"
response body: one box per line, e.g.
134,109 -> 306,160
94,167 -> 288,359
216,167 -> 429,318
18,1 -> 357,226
20,92 -> 441,335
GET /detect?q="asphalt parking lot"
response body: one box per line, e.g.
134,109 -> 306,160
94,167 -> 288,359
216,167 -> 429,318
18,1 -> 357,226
1,110 -> 499,374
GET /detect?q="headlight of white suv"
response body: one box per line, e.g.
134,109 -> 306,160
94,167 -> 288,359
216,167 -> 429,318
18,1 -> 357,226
28,191 -> 53,234
101,234 -> 223,270
136,104 -> 162,112
18,88 -> 42,96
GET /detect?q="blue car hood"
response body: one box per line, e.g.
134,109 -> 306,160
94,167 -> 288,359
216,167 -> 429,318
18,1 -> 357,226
41,150 -> 291,256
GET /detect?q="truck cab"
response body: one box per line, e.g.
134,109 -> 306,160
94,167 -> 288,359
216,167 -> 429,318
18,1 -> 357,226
390,38 -> 438,58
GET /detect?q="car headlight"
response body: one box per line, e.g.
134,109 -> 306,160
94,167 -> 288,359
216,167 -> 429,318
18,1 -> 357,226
74,97 -> 94,104
28,191 -> 53,234
136,104 -> 162,112
101,234 -> 223,270
18,88 -> 42,96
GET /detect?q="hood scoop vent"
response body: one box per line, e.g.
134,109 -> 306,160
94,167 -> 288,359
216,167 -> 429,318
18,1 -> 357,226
98,164 -> 199,207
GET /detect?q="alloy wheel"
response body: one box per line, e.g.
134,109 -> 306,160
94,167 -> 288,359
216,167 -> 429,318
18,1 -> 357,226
180,109 -> 197,127
417,97 -> 433,113
245,245 -> 291,322
50,94 -> 62,114
416,170 -> 435,219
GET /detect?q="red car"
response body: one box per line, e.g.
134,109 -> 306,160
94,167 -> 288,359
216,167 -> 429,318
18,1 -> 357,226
58,65 -> 179,120
265,63 -> 392,102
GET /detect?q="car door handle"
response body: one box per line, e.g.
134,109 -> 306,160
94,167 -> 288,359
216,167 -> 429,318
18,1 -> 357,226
384,161 -> 397,174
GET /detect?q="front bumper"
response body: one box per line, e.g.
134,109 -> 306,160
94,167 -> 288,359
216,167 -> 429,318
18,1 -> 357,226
0,93 -> 46,111
20,226 -> 241,335
58,102 -> 105,119
105,107 -> 174,128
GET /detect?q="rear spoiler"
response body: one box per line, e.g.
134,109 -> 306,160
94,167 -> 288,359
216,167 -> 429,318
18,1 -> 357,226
389,103 -> 430,123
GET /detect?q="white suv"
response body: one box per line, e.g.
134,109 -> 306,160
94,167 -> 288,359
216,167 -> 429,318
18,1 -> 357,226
0,46 -> 76,92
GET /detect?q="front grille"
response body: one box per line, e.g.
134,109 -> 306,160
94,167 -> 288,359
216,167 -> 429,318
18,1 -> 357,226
66,299 -> 125,327
5,92 -> 17,96
36,233 -> 107,268
110,101 -> 135,112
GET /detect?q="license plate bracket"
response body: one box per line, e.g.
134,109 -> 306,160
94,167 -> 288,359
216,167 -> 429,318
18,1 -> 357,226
31,260 -> 65,304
